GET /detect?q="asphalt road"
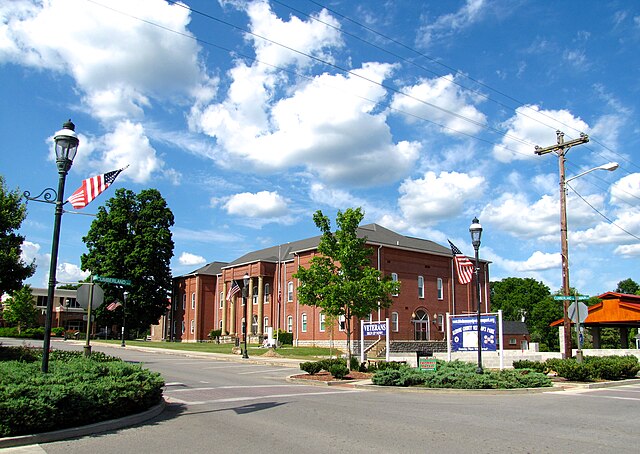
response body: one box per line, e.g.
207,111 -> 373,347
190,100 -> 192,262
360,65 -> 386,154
2,338 -> 640,453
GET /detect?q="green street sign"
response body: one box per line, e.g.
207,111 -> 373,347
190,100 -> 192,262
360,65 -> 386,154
94,275 -> 131,286
554,295 -> 589,301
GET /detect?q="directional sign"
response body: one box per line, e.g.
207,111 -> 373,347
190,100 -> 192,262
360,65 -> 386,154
94,275 -> 131,286
554,295 -> 589,301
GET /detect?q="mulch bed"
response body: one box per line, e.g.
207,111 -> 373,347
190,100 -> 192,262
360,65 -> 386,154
291,371 -> 373,382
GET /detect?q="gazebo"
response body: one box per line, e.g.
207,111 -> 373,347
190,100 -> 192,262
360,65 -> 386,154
551,292 -> 640,348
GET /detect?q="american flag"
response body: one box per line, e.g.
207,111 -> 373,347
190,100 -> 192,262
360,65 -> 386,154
448,240 -> 475,285
67,167 -> 126,209
106,301 -> 122,311
226,280 -> 240,301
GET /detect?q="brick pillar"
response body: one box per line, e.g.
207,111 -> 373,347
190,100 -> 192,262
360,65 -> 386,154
229,286 -> 236,336
257,276 -> 264,336
247,277 -> 254,335
221,282 -> 227,335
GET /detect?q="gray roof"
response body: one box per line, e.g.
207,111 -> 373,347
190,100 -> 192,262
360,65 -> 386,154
179,261 -> 228,277
223,223 -> 455,269
503,321 -> 529,335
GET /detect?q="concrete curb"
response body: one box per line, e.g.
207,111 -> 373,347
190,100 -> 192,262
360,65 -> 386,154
0,399 -> 166,449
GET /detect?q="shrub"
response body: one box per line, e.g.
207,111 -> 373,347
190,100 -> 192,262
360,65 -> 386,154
372,360 -> 552,389
0,353 -> 164,437
583,355 -> 639,380
300,361 -> 323,375
276,330 -> 293,345
318,358 -> 345,372
51,327 -> 65,337
375,361 -> 406,371
512,360 -> 546,373
371,368 -> 402,386
329,363 -> 349,379
208,329 -> 222,340
349,356 -> 360,371
552,359 -> 592,382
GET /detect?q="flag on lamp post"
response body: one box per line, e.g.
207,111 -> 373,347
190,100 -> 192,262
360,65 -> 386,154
67,166 -> 127,209
448,240 -> 474,285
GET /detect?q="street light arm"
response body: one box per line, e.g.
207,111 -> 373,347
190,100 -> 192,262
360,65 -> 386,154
566,162 -> 619,183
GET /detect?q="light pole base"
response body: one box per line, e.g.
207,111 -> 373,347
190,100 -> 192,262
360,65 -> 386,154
476,366 -> 483,374
83,345 -> 92,357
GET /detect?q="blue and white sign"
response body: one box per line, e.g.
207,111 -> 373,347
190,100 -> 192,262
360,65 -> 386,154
363,322 -> 387,336
451,315 -> 497,352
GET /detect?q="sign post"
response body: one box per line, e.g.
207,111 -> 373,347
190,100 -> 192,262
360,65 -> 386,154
360,319 -> 389,364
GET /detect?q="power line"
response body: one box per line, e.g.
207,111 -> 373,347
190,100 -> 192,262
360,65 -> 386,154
567,183 -> 640,242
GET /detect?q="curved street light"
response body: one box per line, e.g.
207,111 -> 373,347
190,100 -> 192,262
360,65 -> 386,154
242,273 -> 250,359
38,120 -> 79,372
469,217 -> 483,374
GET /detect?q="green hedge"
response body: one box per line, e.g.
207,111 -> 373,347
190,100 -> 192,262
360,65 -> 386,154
0,347 -> 164,437
0,327 -> 45,339
513,355 -> 639,382
372,360 -> 552,389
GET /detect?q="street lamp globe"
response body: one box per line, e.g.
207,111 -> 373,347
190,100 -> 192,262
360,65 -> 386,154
53,120 -> 79,171
470,217 -> 482,249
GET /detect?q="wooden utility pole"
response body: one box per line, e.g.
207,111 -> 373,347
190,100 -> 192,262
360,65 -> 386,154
535,130 -> 589,359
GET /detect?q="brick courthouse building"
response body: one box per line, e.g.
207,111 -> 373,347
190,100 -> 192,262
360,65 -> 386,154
162,224 -> 490,351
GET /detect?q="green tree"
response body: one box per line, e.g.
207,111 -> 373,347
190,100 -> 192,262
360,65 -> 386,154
615,278 -> 640,295
3,285 -> 37,334
0,175 -> 35,295
490,277 -> 550,322
528,294 -> 564,351
81,188 -> 174,335
293,208 -> 399,369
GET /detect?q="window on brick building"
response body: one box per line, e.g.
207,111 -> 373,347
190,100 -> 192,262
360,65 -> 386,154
287,315 -> 293,333
391,312 -> 399,332
190,319 -> 195,334
319,313 -> 325,332
191,292 -> 195,309
301,313 -> 307,332
219,292 -> 224,309
417,276 -> 424,298
264,283 -> 270,303
182,294 -> 186,310
437,278 -> 443,300
288,281 -> 294,302
391,273 -> 398,296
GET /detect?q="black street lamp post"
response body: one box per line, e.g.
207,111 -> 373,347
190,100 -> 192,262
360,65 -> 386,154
470,217 -> 483,374
121,291 -> 129,347
242,273 -> 249,359
25,120 -> 79,373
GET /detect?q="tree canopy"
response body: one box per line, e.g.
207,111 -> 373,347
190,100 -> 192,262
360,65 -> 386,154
2,285 -> 37,333
615,278 -> 640,295
0,175 -> 35,295
294,208 -> 399,366
81,188 -> 174,333
490,277 -> 551,322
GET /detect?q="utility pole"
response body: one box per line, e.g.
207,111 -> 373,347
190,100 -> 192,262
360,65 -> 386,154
535,130 -> 589,359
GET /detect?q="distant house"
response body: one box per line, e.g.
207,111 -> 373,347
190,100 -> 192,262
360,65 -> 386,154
501,320 -> 530,350
166,224 -> 491,351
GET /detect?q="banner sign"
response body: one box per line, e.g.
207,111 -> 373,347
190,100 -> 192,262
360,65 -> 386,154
363,322 -> 387,336
451,315 -> 497,352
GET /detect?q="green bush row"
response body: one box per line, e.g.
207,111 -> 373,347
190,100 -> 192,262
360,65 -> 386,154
299,357 -> 354,379
0,327 -> 45,339
513,355 -> 639,381
372,360 -> 553,389
0,346 -> 164,437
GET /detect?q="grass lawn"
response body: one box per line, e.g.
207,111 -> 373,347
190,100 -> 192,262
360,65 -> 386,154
93,339 -> 342,360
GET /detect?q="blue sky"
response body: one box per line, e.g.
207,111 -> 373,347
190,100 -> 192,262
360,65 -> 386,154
1,0 -> 639,298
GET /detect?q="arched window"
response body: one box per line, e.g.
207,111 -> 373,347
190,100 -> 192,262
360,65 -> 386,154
391,312 -> 399,332
287,315 -> 293,333
288,281 -> 294,301
264,283 -> 270,303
